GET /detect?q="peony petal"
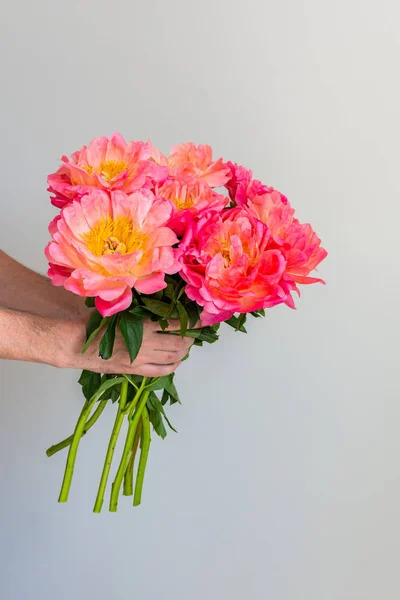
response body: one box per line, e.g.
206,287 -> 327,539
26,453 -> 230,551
95,287 -> 132,317
134,273 -> 167,294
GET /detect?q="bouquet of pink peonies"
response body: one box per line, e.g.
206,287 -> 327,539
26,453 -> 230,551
45,134 -> 327,512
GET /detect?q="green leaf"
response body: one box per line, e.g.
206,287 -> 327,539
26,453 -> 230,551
157,324 -> 219,344
119,312 -> 144,364
196,327 -> 220,344
148,392 -> 177,433
251,308 -> 266,318
236,313 -> 247,332
82,313 -> 109,354
111,387 -> 120,403
164,284 -> 175,300
164,374 -> 180,405
84,375 -> 126,401
225,315 -> 247,333
181,351 -> 190,362
161,389 -> 170,406
165,274 -> 179,285
147,375 -> 173,392
86,310 -> 103,335
186,302 -> 200,329
148,408 -> 167,439
85,297 -> 96,308
163,413 -> 178,432
158,318 -> 169,331
174,329 -> 202,338
78,369 -> 101,400
142,298 -> 173,317
99,315 -> 117,360
146,374 -> 180,405
129,305 -> 152,318
177,301 -> 188,337
173,279 -> 185,301
100,383 -> 116,401
147,391 -> 162,411
126,382 -> 137,403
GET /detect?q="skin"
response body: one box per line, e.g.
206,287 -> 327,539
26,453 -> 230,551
0,250 -> 193,376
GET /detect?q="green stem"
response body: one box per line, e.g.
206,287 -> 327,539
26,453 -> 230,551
46,399 -> 107,457
58,398 -> 94,503
57,376 -> 126,503
123,374 -> 138,390
92,380 -> 129,513
133,407 -> 151,507
123,419 -> 142,496
109,389 -> 150,512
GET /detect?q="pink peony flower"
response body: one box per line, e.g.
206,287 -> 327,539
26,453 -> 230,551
242,191 -> 327,284
281,221 -> 328,285
245,189 -> 295,244
45,189 -> 179,316
178,208 -> 290,325
156,178 -> 228,236
167,143 -> 231,187
48,133 -> 167,208
225,162 -> 272,205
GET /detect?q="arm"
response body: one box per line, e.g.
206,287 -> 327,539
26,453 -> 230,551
0,250 -> 194,375
0,250 -> 86,320
0,307 -> 192,376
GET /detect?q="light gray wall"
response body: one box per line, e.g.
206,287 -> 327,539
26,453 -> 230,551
0,1 -> 397,599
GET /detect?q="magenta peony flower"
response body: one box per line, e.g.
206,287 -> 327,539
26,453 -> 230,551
243,191 -> 327,284
245,189 -> 296,244
225,162 -> 273,205
47,133 -> 167,208
45,189 -> 179,316
281,221 -> 328,285
178,208 -> 290,325
156,178 -> 228,236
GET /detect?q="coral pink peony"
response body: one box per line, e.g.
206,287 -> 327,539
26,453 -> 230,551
225,162 -> 272,205
178,208 -> 290,325
167,143 -> 231,187
45,189 -> 179,316
156,178 -> 228,236
48,134 -> 167,208
242,191 -> 327,284
245,190 -> 295,244
281,221 -> 327,285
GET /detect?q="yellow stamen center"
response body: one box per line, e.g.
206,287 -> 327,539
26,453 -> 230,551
82,160 -> 128,182
174,196 -> 195,210
99,160 -> 128,182
103,236 -> 127,255
221,248 -> 231,262
82,216 -> 145,257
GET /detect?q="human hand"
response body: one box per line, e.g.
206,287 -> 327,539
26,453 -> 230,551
54,318 -> 195,377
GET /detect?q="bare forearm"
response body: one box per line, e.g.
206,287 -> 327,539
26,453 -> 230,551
0,250 -> 87,319
0,307 -> 192,376
0,307 -> 61,365
0,254 -> 194,375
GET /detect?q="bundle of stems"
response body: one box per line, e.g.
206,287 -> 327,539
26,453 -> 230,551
47,376 -> 156,513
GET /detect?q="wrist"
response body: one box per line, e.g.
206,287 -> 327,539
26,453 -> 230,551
53,294 -> 90,321
50,319 -> 87,369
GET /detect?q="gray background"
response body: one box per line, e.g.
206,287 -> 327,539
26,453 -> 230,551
0,1 -> 397,599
